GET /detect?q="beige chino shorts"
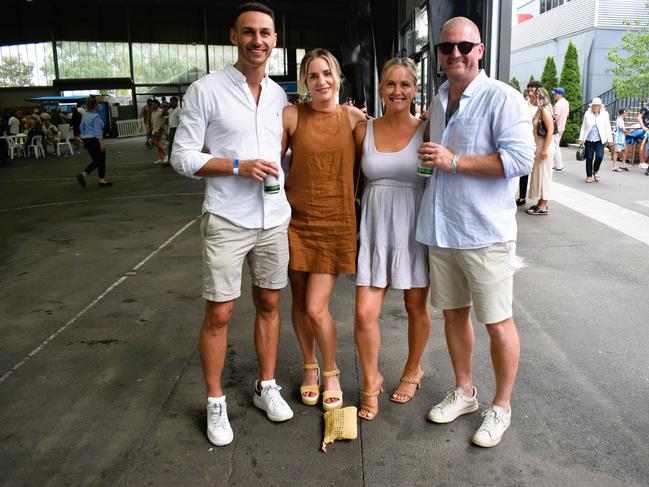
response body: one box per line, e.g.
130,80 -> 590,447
428,242 -> 516,324
200,213 -> 289,302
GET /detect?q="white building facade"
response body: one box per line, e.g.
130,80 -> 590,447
511,0 -> 649,103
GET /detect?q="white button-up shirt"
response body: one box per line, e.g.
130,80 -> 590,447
416,70 -> 535,249
171,64 -> 290,229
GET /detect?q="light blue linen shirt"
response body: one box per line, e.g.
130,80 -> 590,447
79,111 -> 104,139
416,70 -> 535,249
586,124 -> 601,142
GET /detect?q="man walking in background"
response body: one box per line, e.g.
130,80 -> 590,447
552,87 -> 569,172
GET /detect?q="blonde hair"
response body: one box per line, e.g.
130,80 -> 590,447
378,57 -> 418,91
298,48 -> 343,97
533,87 -> 552,110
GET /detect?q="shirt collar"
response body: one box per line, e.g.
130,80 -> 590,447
226,63 -> 269,87
439,69 -> 487,100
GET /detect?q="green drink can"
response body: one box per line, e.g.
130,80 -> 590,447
416,164 -> 433,177
264,173 -> 280,194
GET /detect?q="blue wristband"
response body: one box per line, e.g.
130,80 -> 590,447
233,159 -> 239,175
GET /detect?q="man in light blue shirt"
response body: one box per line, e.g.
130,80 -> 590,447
416,17 -> 534,448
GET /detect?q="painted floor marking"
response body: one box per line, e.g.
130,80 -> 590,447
0,217 -> 199,385
553,183 -> 649,246
0,192 -> 203,213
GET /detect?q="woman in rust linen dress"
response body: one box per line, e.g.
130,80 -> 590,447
282,48 -> 366,411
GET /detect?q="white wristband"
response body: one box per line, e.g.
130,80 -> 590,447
451,154 -> 460,173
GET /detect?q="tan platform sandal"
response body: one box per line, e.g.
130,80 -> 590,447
390,371 -> 424,404
322,369 -> 343,411
358,387 -> 384,421
300,363 -> 320,406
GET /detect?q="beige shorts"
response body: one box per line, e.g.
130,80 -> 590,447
201,213 -> 289,302
428,242 -> 516,324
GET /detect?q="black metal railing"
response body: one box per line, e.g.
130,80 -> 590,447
569,87 -> 648,126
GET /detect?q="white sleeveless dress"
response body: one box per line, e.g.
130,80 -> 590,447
356,119 -> 429,289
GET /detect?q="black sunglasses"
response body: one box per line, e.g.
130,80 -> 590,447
437,41 -> 480,55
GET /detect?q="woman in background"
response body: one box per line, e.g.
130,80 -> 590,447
526,86 -> 554,215
578,97 -> 613,183
76,96 -> 111,187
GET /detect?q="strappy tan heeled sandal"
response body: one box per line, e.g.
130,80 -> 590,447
300,363 -> 320,406
322,369 -> 343,411
358,387 -> 384,421
390,371 -> 424,404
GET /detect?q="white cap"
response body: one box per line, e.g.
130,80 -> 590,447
591,97 -> 603,105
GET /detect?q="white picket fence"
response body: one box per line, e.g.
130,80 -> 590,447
116,118 -> 146,138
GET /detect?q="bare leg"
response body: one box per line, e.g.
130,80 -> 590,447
251,286 -> 281,382
200,300 -> 235,398
391,287 -> 431,401
443,307 -> 474,396
640,139 -> 647,164
485,317 -> 520,411
355,286 -> 387,418
537,198 -> 548,211
289,270 -> 318,398
304,273 -> 339,403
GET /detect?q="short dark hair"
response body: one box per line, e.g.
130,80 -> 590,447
526,80 -> 542,89
170,96 -> 178,102
233,2 -> 275,28
619,108 -> 627,115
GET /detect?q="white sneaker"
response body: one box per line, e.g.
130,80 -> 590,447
153,159 -> 163,164
427,386 -> 478,423
472,405 -> 511,448
252,379 -> 294,422
207,399 -> 233,446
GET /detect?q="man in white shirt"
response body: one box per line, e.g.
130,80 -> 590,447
171,1 -> 293,448
552,87 -> 569,172
416,17 -> 534,448
166,96 -> 181,156
149,99 -> 168,164
8,111 -> 22,135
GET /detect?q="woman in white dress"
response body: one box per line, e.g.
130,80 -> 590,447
353,57 -> 431,420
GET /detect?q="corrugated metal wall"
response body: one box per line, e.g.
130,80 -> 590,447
512,0 -> 649,52
512,0 -> 596,52
597,0 -> 649,28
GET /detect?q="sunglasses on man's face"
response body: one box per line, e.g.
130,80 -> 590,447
437,41 -> 480,55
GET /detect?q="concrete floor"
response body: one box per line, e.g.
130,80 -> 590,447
1,140 -> 648,486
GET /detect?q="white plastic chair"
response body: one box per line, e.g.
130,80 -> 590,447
6,136 -> 26,159
28,135 -> 46,158
56,124 -> 74,156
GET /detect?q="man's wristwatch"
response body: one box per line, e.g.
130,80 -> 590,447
233,159 -> 239,175
451,154 -> 460,173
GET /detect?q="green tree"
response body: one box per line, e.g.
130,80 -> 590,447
529,74 -> 536,83
0,56 -> 33,87
559,42 -> 582,144
607,3 -> 649,97
510,77 -> 521,92
541,56 -> 558,94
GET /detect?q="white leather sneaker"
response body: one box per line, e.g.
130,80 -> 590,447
427,386 -> 478,423
253,379 -> 294,422
207,399 -> 233,446
472,405 -> 511,448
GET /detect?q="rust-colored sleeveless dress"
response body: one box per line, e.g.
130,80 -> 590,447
285,103 -> 357,274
